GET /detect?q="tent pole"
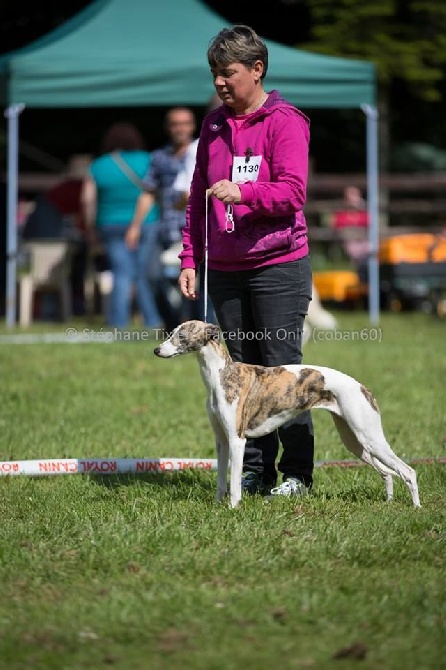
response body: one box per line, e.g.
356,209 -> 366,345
361,104 -> 380,325
4,103 -> 25,328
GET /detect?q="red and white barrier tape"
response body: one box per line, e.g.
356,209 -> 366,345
0,458 -> 216,477
0,456 -> 444,477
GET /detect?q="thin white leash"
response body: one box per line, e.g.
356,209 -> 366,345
203,192 -> 234,323
203,190 -> 210,323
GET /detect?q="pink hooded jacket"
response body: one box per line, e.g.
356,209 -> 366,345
179,90 -> 310,272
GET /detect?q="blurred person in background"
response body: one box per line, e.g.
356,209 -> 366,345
81,122 -> 161,328
21,154 -> 91,317
169,94 -> 223,324
128,107 -> 197,331
333,185 -> 370,283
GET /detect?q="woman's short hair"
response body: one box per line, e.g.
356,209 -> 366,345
102,122 -> 146,153
207,25 -> 268,79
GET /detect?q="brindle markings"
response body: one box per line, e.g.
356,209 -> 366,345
172,321 -> 202,352
360,384 -> 380,413
174,321 -> 220,353
219,360 -> 246,405
219,363 -> 334,437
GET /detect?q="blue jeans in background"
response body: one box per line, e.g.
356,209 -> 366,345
99,224 -> 161,328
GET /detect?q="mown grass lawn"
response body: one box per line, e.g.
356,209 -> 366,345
0,311 -> 445,670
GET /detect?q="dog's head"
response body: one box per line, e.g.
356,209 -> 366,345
154,320 -> 220,358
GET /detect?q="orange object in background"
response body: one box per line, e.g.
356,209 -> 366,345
378,232 -> 446,314
312,233 -> 446,311
313,270 -> 366,303
379,233 -> 446,265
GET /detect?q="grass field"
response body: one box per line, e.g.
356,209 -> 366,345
0,311 -> 445,670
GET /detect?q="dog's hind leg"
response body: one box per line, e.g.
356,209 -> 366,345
331,414 -> 394,501
359,451 -> 394,501
331,413 -> 420,508
229,435 -> 247,509
368,442 -> 420,508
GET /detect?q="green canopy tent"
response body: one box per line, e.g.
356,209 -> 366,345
1,0 -> 379,324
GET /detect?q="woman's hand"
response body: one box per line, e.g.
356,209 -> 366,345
125,223 -> 141,250
208,180 -> 241,204
179,268 -> 199,300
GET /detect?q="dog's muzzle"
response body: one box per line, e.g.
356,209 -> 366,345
153,341 -> 179,358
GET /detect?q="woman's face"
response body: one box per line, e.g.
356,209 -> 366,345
211,60 -> 263,111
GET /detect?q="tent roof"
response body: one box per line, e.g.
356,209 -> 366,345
0,0 -> 376,109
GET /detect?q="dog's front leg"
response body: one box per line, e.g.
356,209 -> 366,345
229,436 -> 246,508
215,440 -> 229,502
207,407 -> 228,502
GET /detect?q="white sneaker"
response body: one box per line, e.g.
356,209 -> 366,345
267,477 -> 308,499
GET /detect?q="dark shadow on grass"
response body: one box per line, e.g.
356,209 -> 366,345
85,471 -> 411,506
313,488 -> 383,503
87,469 -> 217,498
311,483 -> 419,506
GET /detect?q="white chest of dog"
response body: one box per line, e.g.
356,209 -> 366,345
154,320 -> 420,509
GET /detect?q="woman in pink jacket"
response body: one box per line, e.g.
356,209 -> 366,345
179,25 -> 314,499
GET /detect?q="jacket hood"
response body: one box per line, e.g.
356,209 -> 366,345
204,89 -> 310,130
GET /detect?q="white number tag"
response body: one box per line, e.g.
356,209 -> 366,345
232,155 -> 262,183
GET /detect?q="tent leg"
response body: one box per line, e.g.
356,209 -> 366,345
361,104 -> 380,325
4,103 -> 25,328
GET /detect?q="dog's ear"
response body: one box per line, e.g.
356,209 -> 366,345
204,324 -> 221,342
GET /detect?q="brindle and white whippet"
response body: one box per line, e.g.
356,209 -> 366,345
154,320 -> 420,509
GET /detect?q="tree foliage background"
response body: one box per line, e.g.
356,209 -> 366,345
299,0 -> 446,171
303,0 -> 446,102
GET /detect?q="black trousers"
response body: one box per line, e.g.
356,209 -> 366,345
208,256 -> 314,487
